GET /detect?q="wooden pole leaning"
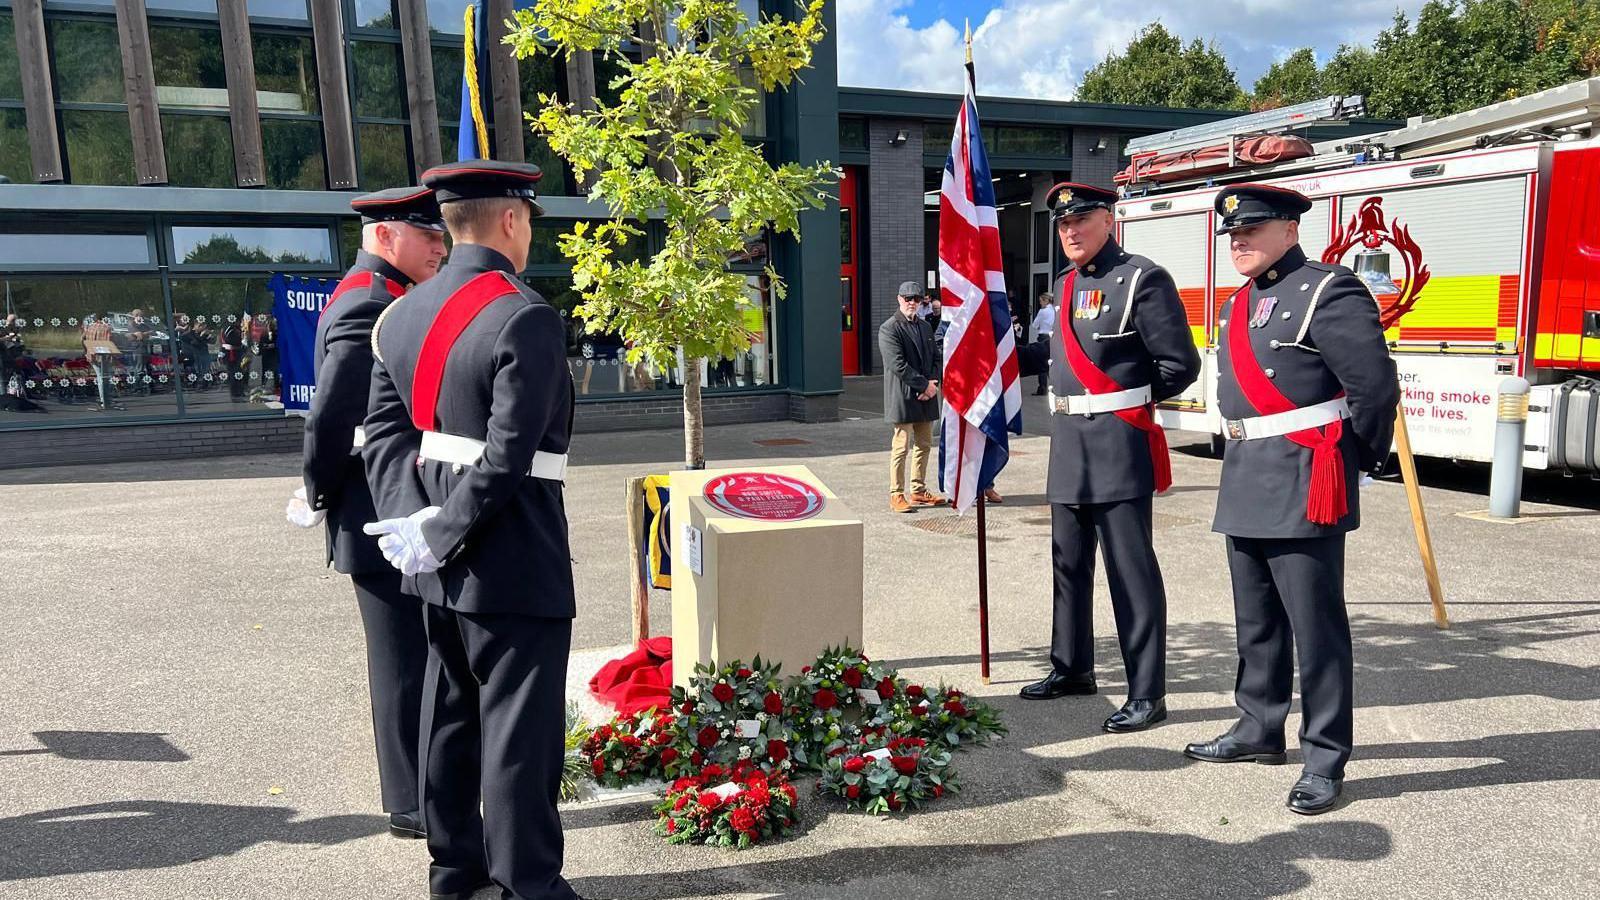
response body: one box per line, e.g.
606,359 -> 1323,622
1392,405 -> 1449,629
626,475 -> 650,644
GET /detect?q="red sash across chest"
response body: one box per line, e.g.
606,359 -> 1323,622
1225,283 -> 1348,525
322,270 -> 405,319
1056,269 -> 1172,493
410,271 -> 523,432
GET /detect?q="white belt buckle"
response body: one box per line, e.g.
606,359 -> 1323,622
351,426 -> 367,449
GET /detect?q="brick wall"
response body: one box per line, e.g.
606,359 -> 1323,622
866,118 -> 927,373
1071,128 -> 1123,188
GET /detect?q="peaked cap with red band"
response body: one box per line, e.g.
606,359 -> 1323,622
421,159 -> 546,217
351,185 -> 444,232
1214,183 -> 1312,234
1047,182 -> 1117,221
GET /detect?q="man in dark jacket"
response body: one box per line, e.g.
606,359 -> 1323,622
878,281 -> 946,513
1015,183 -> 1201,734
1183,184 -> 1399,816
361,160 -> 586,900
286,185 -> 446,840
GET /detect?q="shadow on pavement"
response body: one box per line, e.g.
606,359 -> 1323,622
0,801 -> 385,882
570,820 -> 1392,899
0,731 -> 189,762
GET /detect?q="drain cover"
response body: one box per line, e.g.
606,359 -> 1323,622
909,515 -> 1010,541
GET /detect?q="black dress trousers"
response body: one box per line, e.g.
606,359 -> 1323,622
1049,494 -> 1168,700
1224,534 -> 1353,779
419,604 -> 577,900
348,568 -> 427,814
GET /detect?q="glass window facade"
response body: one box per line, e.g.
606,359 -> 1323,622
352,0 -> 398,30
253,29 -> 324,189
427,0 -> 471,35
0,232 -> 153,267
171,225 -> 335,266
247,0 -> 309,20
61,110 -> 136,185
50,19 -> 124,104
1,13 -> 22,102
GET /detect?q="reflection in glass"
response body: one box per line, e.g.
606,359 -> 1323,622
351,42 -> 405,119
169,278 -> 283,409
260,118 -> 325,189
0,232 -> 152,267
427,0 -> 471,34
1,14 -> 22,102
339,218 -> 363,270
163,114 -> 235,187
62,110 -> 136,185
432,44 -> 463,123
353,0 -> 398,29
246,0 -> 309,19
252,32 -> 320,114
358,123 -> 411,190
838,118 -> 866,151
172,226 -> 334,266
145,1 -> 220,12
0,108 -> 29,184
0,277 -> 178,424
50,20 -> 125,104
151,26 -> 229,111
518,54 -> 569,195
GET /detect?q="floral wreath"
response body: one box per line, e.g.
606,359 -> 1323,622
654,761 -> 800,848
816,734 -> 958,815
669,658 -> 797,776
785,645 -> 902,769
579,706 -> 676,789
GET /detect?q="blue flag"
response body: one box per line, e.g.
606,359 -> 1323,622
269,273 -> 338,413
459,2 -> 489,160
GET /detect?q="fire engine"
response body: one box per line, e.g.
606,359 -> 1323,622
1112,78 -> 1600,474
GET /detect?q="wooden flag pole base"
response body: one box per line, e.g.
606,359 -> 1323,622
625,476 -> 649,644
1392,405 -> 1449,629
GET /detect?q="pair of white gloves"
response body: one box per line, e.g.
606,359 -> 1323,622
285,486 -> 443,576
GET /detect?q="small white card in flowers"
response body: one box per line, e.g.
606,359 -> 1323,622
856,688 -> 882,706
707,781 -> 744,801
863,748 -> 892,761
633,719 -> 653,738
735,719 -> 761,739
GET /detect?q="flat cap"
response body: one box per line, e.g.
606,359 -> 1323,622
897,280 -> 924,297
1214,183 -> 1313,234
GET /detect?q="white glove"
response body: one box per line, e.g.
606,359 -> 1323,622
286,486 -> 326,528
363,507 -> 443,576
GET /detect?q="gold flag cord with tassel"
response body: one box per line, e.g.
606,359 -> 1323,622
462,4 -> 492,158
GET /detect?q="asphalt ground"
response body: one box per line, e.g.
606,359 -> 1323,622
2,379 -> 1597,898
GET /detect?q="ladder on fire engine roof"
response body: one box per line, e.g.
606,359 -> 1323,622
1319,76 -> 1600,158
1125,94 -> 1368,157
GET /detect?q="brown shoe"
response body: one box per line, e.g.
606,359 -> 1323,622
910,490 -> 947,507
983,488 -> 1003,504
890,493 -> 914,513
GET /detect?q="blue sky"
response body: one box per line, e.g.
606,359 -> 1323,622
837,0 -> 1432,102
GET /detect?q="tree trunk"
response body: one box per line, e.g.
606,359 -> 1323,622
682,355 -> 705,470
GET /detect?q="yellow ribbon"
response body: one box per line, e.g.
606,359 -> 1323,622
462,4 -> 492,158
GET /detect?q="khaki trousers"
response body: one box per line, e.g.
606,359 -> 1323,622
889,421 -> 934,495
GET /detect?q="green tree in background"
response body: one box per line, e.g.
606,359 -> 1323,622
1078,23 -> 1248,110
1086,3 -> 1600,119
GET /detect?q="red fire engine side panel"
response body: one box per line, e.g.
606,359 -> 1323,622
1535,145 -> 1600,371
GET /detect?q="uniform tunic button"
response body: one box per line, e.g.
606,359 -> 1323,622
1116,276 -> 1124,284
1282,310 -> 1292,319
1087,264 -> 1097,273
1269,339 -> 1281,349
1265,368 -> 1277,378
1267,269 -> 1278,280
1300,283 -> 1310,291
451,463 -> 463,475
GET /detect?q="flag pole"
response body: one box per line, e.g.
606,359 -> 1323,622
963,18 -> 992,686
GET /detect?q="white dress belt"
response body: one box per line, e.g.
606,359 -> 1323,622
1224,397 -> 1351,441
418,430 -> 569,482
1047,384 -> 1152,416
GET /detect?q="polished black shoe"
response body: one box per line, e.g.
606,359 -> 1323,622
1183,732 -> 1287,765
429,880 -> 491,900
1286,773 -> 1344,815
1102,698 -> 1167,733
389,811 -> 426,839
1019,671 -> 1097,700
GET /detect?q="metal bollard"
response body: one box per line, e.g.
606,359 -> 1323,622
1489,376 -> 1530,518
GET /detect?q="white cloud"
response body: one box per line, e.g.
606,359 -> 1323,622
837,0 -> 1430,101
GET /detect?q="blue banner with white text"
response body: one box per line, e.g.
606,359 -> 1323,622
270,273 -> 338,413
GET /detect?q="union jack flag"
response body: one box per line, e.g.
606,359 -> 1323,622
936,62 -> 1021,514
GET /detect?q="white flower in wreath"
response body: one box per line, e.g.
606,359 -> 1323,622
738,746 -> 752,760
756,713 -> 768,723
812,717 -> 823,726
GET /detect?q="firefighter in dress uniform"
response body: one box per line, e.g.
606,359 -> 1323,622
1183,184 -> 1399,815
1015,183 -> 1201,733
285,185 -> 446,840
360,160 -> 596,900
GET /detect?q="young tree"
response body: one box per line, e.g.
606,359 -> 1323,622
1077,23 -> 1248,110
509,1 -> 834,469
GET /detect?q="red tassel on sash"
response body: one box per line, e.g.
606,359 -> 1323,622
1056,270 -> 1173,493
1225,285 -> 1347,525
